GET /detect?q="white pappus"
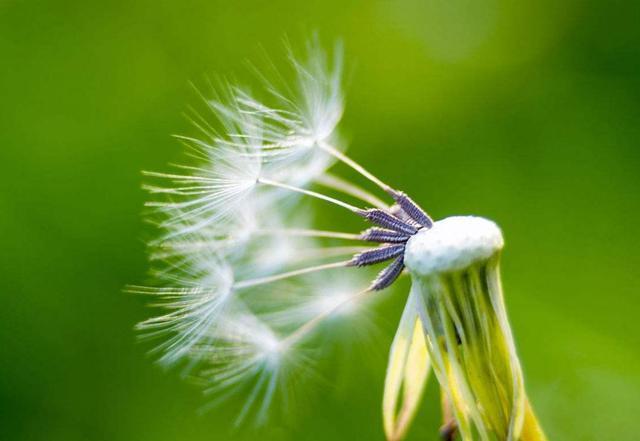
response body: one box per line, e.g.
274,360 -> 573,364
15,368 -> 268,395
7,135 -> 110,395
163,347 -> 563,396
132,38 -> 439,427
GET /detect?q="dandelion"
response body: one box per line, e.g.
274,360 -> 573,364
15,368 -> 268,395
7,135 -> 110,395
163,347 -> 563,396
131,38 -> 547,439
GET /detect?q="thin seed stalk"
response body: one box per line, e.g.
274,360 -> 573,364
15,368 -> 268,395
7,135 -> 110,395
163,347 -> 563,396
411,255 -> 547,441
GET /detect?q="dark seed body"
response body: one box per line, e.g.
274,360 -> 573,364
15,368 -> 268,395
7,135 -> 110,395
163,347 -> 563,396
357,209 -> 417,235
388,190 -> 433,228
350,190 -> 432,291
360,228 -> 410,243
370,255 -> 405,291
349,244 -> 405,267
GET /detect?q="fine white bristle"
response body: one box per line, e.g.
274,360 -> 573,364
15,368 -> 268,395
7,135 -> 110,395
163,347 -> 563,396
132,261 -> 235,366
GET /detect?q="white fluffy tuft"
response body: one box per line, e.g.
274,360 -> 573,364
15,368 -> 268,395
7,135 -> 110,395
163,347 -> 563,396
134,40 -> 379,422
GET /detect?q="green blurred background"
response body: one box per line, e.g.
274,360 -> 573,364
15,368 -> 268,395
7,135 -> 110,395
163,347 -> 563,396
1,0 -> 639,439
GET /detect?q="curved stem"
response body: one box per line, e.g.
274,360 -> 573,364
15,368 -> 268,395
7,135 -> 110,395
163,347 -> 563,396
254,228 -> 363,241
318,141 -> 392,192
281,288 -> 371,348
316,173 -> 388,209
258,177 -> 361,212
233,260 -> 350,290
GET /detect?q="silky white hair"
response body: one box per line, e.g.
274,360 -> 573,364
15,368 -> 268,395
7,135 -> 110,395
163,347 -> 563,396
132,38 -> 433,424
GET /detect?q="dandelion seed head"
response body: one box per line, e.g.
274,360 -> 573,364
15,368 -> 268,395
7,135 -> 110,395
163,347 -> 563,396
131,35 -> 544,441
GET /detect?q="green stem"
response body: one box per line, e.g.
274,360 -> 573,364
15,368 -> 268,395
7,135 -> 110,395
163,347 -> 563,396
521,399 -> 547,441
409,256 -> 546,440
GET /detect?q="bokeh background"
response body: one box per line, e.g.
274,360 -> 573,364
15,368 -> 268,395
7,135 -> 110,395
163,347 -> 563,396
2,0 -> 639,440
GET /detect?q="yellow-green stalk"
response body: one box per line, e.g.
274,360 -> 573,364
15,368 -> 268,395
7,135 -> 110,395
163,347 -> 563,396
384,216 -> 546,441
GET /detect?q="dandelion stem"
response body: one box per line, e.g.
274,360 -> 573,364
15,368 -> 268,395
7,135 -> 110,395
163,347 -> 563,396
281,288 -> 371,348
318,141 -> 392,192
296,246 -> 371,260
439,390 -> 458,441
233,260 -> 351,289
315,173 -> 388,209
258,177 -> 361,212
254,228 -> 363,241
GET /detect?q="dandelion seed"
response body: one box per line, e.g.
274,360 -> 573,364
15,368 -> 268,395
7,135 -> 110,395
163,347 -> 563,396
132,38 -> 546,439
